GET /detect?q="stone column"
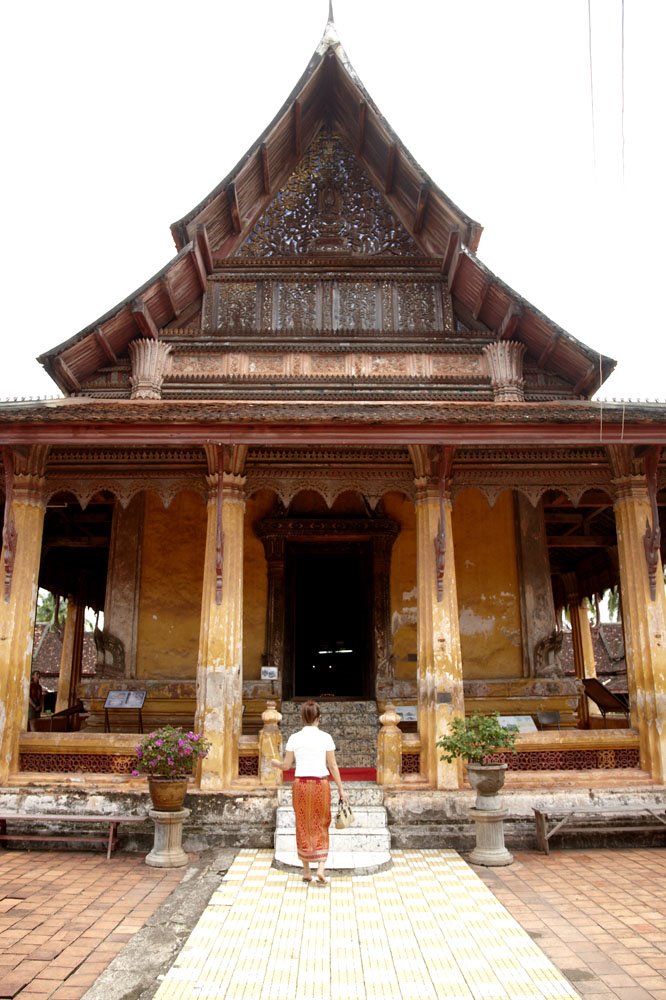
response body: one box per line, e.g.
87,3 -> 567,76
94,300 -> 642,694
55,597 -> 85,712
128,339 -> 172,399
609,448 -> 666,780
482,340 -> 526,402
103,494 -> 145,678
196,446 -> 246,790
515,495 -> 561,677
0,446 -> 48,782
562,574 -> 601,726
410,446 -> 464,789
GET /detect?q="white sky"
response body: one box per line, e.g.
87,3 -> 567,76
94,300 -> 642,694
1,0 -> 664,401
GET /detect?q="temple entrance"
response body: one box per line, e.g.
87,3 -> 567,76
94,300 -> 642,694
285,541 -> 373,699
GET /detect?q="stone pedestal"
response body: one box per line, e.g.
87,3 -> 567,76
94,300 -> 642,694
146,808 -> 190,868
467,807 -> 513,866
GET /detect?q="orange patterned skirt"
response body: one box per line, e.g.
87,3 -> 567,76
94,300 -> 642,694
292,777 -> 331,863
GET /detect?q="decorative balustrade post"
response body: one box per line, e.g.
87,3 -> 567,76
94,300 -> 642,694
259,700 -> 283,787
376,704 -> 402,785
482,340 -> 526,402
128,339 -> 172,399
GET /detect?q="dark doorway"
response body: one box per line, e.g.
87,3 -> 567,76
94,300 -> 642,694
286,541 -> 373,699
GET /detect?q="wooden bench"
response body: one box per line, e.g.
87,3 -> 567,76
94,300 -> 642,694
533,806 -> 666,854
0,813 -> 147,860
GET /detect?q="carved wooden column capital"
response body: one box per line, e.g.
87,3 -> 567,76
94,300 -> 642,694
482,340 -> 526,402
128,338 -> 172,399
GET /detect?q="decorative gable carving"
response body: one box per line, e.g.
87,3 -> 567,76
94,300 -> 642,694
236,129 -> 420,258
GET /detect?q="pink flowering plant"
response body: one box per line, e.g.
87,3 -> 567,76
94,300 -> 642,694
132,725 -> 211,778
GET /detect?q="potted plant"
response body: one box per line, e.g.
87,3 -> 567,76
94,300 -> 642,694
133,726 -> 211,811
436,712 -> 518,804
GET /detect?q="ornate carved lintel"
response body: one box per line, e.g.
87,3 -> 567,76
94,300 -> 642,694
2,446 -> 17,602
643,446 -> 662,601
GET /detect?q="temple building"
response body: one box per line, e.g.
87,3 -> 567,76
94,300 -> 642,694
1,14 -> 666,801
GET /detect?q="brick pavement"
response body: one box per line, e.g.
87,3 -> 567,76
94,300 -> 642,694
0,849 -> 184,999
476,849 -> 666,1000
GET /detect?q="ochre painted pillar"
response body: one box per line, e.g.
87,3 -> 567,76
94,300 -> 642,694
55,597 -> 85,712
612,470 -> 666,780
414,474 -> 465,789
0,449 -> 48,781
196,468 -> 246,790
562,575 -> 599,725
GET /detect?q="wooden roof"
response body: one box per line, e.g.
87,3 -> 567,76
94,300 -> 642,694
37,21 -> 615,398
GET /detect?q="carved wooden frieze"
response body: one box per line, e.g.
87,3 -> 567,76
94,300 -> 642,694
202,274 -> 454,336
237,129 -> 420,258
168,350 -> 482,382
44,475 -> 206,510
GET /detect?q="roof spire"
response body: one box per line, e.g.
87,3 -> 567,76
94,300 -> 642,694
319,0 -> 339,49
327,0 -> 335,25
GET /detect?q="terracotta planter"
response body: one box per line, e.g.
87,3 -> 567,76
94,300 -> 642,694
148,777 -> 189,812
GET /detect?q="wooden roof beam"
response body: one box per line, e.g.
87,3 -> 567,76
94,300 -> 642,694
260,142 -> 271,194
471,278 -> 492,320
538,332 -> 561,367
573,363 -> 599,397
384,143 -> 397,194
55,357 -> 81,393
227,182 -> 242,235
190,242 -> 208,292
443,230 -> 462,289
196,225 -> 214,273
548,536 -> 615,548
497,301 -> 523,340
356,101 -> 367,155
161,274 -> 179,317
130,298 -> 160,340
293,100 -> 302,159
413,184 -> 430,235
94,327 -> 117,364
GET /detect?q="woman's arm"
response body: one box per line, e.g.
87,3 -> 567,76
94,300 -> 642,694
271,750 -> 295,771
326,750 -> 348,800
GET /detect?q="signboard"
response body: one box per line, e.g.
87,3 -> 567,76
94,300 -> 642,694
395,705 -> 417,723
261,666 -> 278,681
498,715 -> 537,733
104,690 -> 147,710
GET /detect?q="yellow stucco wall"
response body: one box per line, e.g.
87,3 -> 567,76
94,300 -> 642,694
136,490 -> 206,679
452,489 -> 522,679
243,491 -> 274,680
383,492 -> 417,682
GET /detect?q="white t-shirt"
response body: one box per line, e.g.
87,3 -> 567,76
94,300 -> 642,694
285,726 -> 335,777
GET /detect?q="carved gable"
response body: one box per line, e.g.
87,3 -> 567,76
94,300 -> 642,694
236,129 -> 420,258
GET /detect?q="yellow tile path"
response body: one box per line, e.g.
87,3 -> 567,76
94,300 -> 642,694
153,849 -> 580,1000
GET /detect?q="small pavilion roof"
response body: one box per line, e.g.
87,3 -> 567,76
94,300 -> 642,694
37,19 -> 615,398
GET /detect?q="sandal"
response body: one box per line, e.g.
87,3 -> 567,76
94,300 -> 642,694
314,875 -> 329,885
302,875 -> 313,883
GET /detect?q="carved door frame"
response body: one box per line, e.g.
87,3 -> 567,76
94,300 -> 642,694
255,517 -> 399,702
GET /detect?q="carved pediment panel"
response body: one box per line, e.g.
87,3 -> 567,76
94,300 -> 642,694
236,129 -> 420,258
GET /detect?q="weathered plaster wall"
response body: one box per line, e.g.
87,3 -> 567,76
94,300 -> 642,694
383,492 -> 417,683
243,490 -> 274,680
136,491 -> 206,679
452,489 -> 522,679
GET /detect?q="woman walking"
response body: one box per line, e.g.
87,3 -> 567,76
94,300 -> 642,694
272,700 -> 348,885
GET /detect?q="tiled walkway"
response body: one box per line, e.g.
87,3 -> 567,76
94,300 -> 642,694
154,849 -> 580,1000
477,850 -> 666,1000
0,850 -> 183,999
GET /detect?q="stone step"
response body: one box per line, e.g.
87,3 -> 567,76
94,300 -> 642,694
274,828 -> 391,855
275,804 -> 387,830
278,782 -> 384,807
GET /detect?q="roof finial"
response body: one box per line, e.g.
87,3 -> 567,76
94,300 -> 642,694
327,0 -> 335,25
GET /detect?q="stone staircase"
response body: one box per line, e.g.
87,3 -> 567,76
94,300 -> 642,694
278,700 -> 379,768
274,782 -> 391,871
